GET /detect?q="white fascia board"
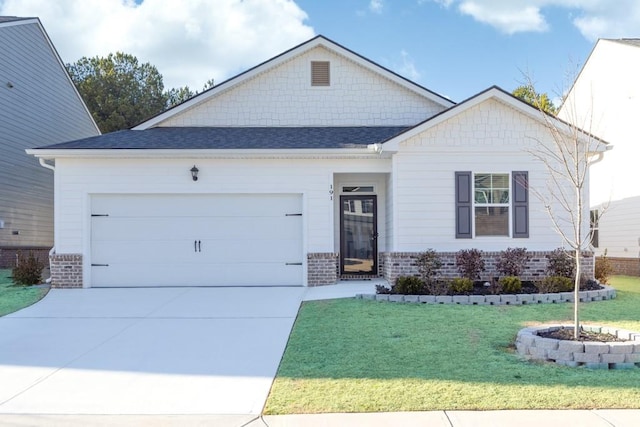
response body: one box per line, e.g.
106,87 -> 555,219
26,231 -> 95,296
25,147 -> 390,160
135,36 -> 454,129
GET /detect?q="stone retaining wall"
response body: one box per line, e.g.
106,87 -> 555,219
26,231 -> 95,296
516,324 -> 640,369
357,285 -> 615,306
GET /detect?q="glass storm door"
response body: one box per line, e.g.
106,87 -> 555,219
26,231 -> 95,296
340,195 -> 377,275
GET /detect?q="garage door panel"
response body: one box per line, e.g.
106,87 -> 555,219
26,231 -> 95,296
91,194 -> 303,287
92,194 -> 301,217
92,262 -> 302,287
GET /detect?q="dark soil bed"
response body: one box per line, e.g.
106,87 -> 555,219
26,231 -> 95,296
538,327 -> 626,342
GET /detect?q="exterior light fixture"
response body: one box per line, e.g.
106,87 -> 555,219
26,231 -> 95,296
190,165 -> 199,181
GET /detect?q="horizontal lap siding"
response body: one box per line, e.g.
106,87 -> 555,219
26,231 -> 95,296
595,196 -> 640,259
54,157 -> 391,255
393,99 -> 583,252
0,22 -> 98,248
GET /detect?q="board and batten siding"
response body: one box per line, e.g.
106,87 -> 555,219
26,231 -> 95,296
53,157 -> 391,285
159,46 -> 445,127
392,98 -> 589,252
0,20 -> 98,250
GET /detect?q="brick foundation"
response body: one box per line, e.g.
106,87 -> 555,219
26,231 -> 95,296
379,251 -> 595,284
49,253 -> 83,288
605,257 -> 640,277
307,253 -> 339,286
0,247 -> 51,269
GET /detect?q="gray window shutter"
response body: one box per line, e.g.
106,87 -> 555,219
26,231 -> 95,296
512,171 -> 529,238
455,171 -> 472,238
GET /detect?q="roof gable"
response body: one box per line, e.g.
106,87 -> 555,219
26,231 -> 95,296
135,35 -> 454,129
383,86 -> 607,152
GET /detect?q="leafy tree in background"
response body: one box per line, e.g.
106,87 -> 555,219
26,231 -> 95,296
67,53 -> 168,133
67,53 -> 214,133
513,84 -> 557,115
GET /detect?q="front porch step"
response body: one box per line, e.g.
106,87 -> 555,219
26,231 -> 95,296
339,275 -> 380,280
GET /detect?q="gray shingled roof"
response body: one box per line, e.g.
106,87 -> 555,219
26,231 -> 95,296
609,38 -> 640,48
0,16 -> 31,23
36,126 -> 410,150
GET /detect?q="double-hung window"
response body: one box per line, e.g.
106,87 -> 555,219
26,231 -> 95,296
474,173 -> 510,236
455,171 -> 528,239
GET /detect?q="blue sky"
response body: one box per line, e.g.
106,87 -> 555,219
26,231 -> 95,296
296,1 -> 596,101
1,0 -> 638,104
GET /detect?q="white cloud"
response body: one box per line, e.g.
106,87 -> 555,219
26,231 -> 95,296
369,0 -> 384,14
397,50 -> 421,81
428,0 -> 640,40
0,0 -> 315,90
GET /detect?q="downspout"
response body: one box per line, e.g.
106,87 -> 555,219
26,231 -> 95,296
588,145 -> 613,166
38,158 -> 55,283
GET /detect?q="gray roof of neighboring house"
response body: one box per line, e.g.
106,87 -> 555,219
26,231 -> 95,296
608,38 -> 640,48
36,126 -> 411,150
0,16 -> 33,24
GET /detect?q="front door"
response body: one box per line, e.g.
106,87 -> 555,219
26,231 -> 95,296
340,195 -> 377,275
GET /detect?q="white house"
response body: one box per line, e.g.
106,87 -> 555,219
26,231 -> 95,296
28,36 -> 605,288
0,17 -> 99,268
559,39 -> 640,276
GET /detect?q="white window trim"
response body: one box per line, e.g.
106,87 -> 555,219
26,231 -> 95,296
473,172 -> 511,238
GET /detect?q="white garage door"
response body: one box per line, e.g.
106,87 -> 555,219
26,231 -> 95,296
90,194 -> 303,287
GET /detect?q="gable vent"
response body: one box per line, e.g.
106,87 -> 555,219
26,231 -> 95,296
311,61 -> 330,86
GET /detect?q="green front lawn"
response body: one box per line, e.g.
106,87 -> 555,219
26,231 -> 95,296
265,276 -> 640,414
0,269 -> 49,317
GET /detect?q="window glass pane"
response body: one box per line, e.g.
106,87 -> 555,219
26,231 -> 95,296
343,186 -> 374,193
493,189 -> 509,203
475,190 -> 490,204
474,174 -> 490,189
491,174 -> 509,188
475,207 -> 509,236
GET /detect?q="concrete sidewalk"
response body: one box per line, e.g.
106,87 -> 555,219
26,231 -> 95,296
1,410 -> 638,426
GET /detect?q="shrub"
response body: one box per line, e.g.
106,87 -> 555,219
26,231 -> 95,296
545,249 -> 575,278
12,251 -> 44,286
538,276 -> 573,293
425,280 -> 450,296
595,250 -> 613,284
455,249 -> 485,280
498,276 -> 523,293
496,247 -> 530,277
449,277 -> 473,294
416,249 -> 443,285
375,284 -> 391,294
392,276 -> 424,295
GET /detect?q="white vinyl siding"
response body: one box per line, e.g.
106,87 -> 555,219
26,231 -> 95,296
391,98 -> 585,252
159,46 -> 446,127
53,157 -> 391,287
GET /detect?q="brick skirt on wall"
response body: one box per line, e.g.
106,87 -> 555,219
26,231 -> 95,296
604,257 -> 640,277
0,247 -> 51,269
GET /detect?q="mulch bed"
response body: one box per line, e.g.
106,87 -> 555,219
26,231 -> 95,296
538,327 -> 626,342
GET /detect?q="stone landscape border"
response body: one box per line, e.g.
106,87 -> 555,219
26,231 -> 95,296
516,324 -> 640,369
356,285 -> 616,306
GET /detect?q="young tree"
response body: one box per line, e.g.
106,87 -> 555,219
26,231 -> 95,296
522,78 -> 610,339
67,53 -> 168,133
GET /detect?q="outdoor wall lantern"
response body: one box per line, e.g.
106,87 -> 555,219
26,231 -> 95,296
190,165 -> 199,181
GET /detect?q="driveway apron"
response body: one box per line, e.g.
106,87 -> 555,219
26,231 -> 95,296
0,287 -> 305,415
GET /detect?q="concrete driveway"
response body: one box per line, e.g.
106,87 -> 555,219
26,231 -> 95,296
0,287 -> 306,416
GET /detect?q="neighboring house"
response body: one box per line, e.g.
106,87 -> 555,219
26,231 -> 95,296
0,17 -> 100,268
28,36 -> 605,288
559,39 -> 640,276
